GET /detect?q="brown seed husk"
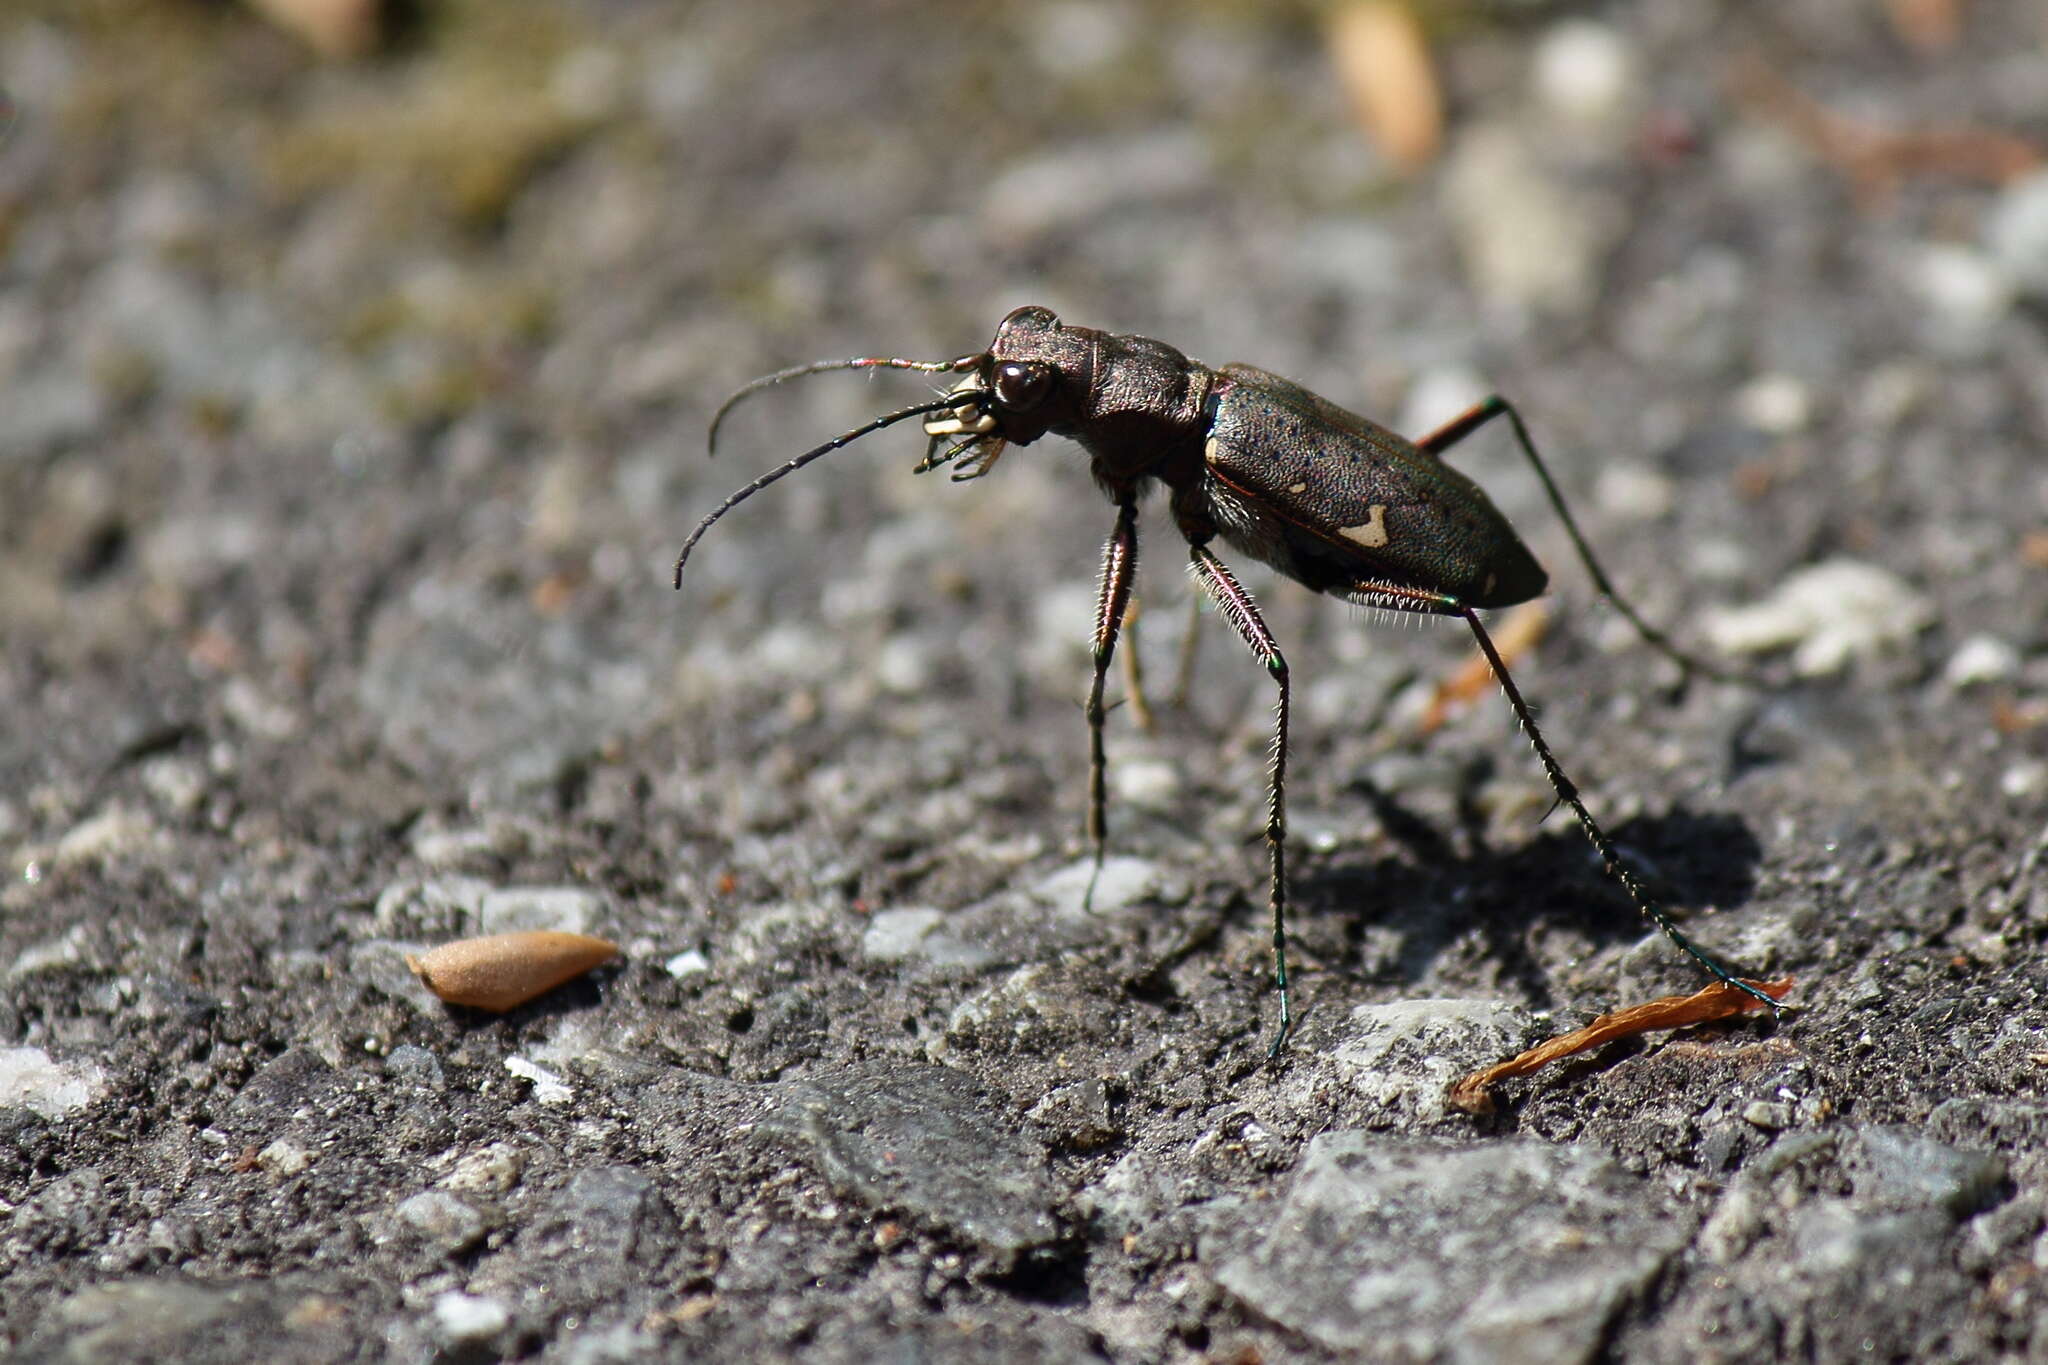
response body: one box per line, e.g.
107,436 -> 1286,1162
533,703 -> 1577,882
406,931 -> 619,1013
1325,0 -> 1443,174
244,0 -> 384,59
1448,977 -> 1794,1116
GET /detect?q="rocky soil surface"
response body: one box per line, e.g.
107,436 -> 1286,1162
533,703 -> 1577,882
4,2 -> 2048,1360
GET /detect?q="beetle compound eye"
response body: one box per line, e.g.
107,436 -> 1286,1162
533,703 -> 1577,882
993,361 -> 1054,411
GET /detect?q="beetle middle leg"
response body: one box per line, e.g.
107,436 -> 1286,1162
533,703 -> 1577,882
1416,396 -> 1727,681
1188,542 -> 1294,1057
1082,497 -> 1140,913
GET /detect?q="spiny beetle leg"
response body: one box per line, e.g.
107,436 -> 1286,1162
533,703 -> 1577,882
1426,588 -> 1781,1015
1082,498 -> 1141,914
1416,395 -> 1735,684
1343,568 -> 1777,1015
1188,543 -> 1294,1057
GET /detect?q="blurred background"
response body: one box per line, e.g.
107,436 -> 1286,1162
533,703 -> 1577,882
3,0 -> 2044,814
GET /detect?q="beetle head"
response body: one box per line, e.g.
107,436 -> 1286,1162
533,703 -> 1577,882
917,306 -> 1095,479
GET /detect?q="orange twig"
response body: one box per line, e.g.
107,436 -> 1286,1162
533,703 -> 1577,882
1448,977 -> 1795,1115
1728,56 -> 2039,204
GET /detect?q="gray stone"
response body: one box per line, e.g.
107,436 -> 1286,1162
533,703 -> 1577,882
39,1277 -> 359,1364
525,1166 -> 680,1268
383,1044 -> 446,1090
860,906 -> 999,969
1206,1133 -> 1691,1360
394,1190 -> 490,1254
478,884 -> 604,935
1326,998 -> 1538,1122
1845,1126 -> 2007,1219
223,1047 -> 340,1127
759,1061 -> 1059,1263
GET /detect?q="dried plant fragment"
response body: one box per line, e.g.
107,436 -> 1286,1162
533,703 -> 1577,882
1449,977 -> 1794,1115
1326,0 -> 1443,173
1729,56 -> 2038,204
1420,599 -> 1548,734
408,931 -> 619,1013
244,0 -> 384,59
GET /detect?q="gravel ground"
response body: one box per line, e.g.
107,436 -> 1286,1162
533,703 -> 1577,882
5,2 -> 2048,1361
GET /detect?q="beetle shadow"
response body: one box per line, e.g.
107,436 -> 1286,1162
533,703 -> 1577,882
1297,778 -> 1765,1010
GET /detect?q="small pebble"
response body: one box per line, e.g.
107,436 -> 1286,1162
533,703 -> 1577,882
862,908 -> 947,962
1909,244 -> 2013,358
1397,366 -> 1490,440
1985,168 -> 2048,297
441,1142 -> 525,1194
384,1045 -> 445,1089
504,1056 -> 573,1105
1531,19 -> 1637,126
1742,1100 -> 1795,1130
256,1139 -> 314,1176
1733,374 -> 1812,435
54,806 -> 155,867
2003,761 -> 2046,800
1942,633 -> 2021,689
1701,558 -> 1933,676
1594,463 -> 1676,521
664,948 -> 710,978
0,1046 -> 106,1119
431,1292 -> 512,1347
395,1190 -> 488,1254
477,885 -> 602,936
1111,757 -> 1183,812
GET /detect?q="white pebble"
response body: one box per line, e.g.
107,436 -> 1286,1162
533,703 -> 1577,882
1909,244 -> 2014,357
0,1046 -> 106,1119
1594,463 -> 1676,521
1112,757 -> 1184,812
1701,558 -> 1933,676
478,886 -> 601,936
431,1291 -> 511,1345
504,1056 -> 573,1105
2003,761 -> 2046,800
1733,374 -> 1812,435
1985,169 -> 2048,297
1942,633 -> 2021,689
663,948 -> 710,978
1532,20 -> 1637,125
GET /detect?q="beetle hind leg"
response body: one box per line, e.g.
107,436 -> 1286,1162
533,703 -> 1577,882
1451,600 -> 1780,1015
1417,395 -> 1732,682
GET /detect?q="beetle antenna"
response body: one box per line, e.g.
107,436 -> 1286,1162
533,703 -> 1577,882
708,353 -> 983,456
675,394 -> 966,588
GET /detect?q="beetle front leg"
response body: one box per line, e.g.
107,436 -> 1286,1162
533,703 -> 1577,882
1187,543 -> 1294,1057
1083,497 -> 1140,912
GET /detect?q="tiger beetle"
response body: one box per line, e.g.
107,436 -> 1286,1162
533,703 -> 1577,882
674,306 -> 1779,1056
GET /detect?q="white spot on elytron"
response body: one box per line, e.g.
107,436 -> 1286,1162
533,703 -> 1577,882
1483,573 -> 1497,598
1203,436 -> 1219,462
1338,504 -> 1389,548
1288,481 -> 1308,494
